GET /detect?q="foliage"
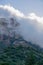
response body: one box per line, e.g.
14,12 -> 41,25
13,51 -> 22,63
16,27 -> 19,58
0,45 -> 43,65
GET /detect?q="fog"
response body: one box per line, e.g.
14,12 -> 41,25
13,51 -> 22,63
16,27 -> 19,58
0,5 -> 43,47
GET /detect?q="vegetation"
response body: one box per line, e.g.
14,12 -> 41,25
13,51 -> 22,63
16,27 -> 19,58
0,45 -> 43,65
0,34 -> 43,65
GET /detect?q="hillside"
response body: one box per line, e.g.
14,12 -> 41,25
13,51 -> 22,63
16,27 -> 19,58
0,43 -> 43,65
0,33 -> 43,65
0,17 -> 43,65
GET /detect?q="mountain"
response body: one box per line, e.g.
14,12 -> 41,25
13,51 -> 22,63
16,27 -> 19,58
0,17 -> 43,50
0,17 -> 43,65
0,37 -> 43,65
0,17 -> 20,47
0,17 -> 19,35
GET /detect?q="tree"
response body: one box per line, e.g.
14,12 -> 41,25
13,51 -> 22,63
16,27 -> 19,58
25,51 -> 36,65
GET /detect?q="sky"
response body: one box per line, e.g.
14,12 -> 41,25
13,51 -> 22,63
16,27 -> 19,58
0,0 -> 43,16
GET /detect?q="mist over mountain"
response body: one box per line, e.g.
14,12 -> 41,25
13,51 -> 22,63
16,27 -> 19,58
0,5 -> 43,47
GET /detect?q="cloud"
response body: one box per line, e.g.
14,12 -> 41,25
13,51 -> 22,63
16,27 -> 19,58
0,5 -> 25,18
28,13 -> 43,24
0,5 -> 43,47
0,5 -> 43,24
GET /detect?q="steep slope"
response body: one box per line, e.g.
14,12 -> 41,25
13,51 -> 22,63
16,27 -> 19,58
0,17 -> 20,48
0,17 -> 43,65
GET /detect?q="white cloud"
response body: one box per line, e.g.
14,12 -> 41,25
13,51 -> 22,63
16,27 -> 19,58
28,13 -> 43,24
0,5 -> 43,24
0,5 -> 25,18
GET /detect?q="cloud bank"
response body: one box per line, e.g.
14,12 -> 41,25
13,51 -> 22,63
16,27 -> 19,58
0,5 -> 43,24
0,5 -> 25,18
28,13 -> 43,24
0,5 -> 43,47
